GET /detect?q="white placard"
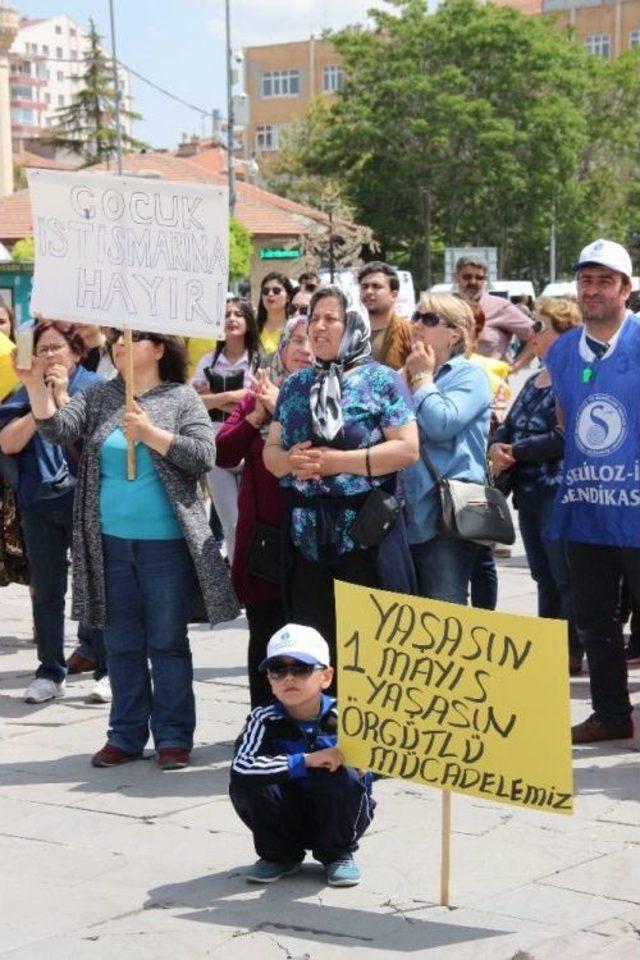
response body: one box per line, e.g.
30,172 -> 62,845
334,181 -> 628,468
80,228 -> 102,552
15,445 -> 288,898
28,169 -> 229,338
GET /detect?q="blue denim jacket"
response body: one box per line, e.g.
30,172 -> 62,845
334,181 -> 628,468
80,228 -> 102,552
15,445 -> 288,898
403,354 -> 492,544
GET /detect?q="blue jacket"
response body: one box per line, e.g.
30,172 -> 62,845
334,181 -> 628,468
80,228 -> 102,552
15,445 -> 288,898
231,694 -> 342,785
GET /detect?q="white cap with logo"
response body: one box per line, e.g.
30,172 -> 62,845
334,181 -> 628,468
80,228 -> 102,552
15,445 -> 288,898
573,238 -> 633,278
260,623 -> 331,671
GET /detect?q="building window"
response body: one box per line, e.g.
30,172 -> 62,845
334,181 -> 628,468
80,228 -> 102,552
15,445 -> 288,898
58,95 -> 65,106
322,65 -> 344,93
256,124 -> 281,151
70,50 -> 78,60
630,30 -> 640,48
261,69 -> 300,98
44,93 -> 51,104
55,24 -> 62,35
11,107 -> 35,124
585,34 -> 610,58
12,85 -> 34,100
30,43 -> 38,53
57,70 -> 64,81
70,28 -> 77,37
56,47 -> 63,59
42,44 -> 49,56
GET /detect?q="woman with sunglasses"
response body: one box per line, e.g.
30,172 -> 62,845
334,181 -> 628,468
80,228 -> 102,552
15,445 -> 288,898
489,297 -> 583,672
216,317 -> 313,706
264,286 -> 418,674
403,294 -> 493,604
15,329 -> 238,769
191,299 -> 261,563
0,322 -> 104,704
257,272 -> 295,357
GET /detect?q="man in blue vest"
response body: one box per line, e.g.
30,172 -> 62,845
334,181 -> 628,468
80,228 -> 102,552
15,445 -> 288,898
546,239 -> 639,744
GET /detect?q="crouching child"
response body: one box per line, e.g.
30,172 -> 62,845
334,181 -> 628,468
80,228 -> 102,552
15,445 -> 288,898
229,624 -> 375,887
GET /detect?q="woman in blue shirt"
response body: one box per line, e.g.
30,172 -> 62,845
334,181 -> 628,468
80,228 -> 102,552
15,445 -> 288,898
0,322 -> 103,704
403,295 -> 493,604
263,285 -> 418,671
16,330 -> 238,771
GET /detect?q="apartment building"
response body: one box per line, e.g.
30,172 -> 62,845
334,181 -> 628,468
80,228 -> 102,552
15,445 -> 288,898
243,35 -> 347,161
492,0 -> 640,58
9,14 -> 131,142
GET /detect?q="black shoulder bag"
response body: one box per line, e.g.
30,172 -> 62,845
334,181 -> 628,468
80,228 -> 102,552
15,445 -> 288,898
419,433 -> 515,546
349,445 -> 401,549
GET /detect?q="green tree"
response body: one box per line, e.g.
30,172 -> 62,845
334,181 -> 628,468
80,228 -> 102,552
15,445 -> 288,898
283,0 -> 634,287
11,237 -> 35,261
229,217 -> 252,281
46,18 -> 144,166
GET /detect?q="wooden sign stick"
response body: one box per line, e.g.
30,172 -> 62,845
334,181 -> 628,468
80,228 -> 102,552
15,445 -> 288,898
124,328 -> 137,480
440,789 -> 452,907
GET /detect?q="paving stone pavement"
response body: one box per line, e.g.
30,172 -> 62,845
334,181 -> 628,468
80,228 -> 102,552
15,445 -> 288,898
0,550 -> 638,960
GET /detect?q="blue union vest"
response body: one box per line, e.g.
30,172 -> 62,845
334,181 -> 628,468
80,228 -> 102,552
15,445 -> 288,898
546,315 -> 640,547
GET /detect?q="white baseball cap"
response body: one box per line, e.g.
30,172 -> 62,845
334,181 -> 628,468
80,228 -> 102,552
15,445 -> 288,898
573,238 -> 632,278
260,623 -> 330,671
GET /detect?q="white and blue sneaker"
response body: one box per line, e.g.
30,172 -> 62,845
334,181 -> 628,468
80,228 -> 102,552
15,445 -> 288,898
245,858 -> 303,884
325,854 -> 361,887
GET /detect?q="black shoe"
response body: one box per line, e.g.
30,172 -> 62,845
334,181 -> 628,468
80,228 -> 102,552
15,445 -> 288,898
625,641 -> 640,666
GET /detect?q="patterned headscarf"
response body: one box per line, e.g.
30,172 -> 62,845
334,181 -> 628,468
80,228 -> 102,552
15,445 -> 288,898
259,315 -> 309,437
269,315 -> 309,384
309,308 -> 372,443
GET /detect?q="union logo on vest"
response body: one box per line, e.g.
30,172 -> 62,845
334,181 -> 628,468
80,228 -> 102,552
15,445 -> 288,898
575,394 -> 628,458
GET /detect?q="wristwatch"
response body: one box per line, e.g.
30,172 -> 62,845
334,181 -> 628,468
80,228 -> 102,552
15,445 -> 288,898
410,371 -> 429,385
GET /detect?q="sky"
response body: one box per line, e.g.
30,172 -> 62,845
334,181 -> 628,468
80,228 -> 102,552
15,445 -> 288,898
15,0 -> 381,149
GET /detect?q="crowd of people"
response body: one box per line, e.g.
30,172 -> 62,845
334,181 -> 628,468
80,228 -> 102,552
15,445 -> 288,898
0,242 -> 638,883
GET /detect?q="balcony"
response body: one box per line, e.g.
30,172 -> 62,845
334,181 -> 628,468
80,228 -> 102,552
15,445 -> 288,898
10,99 -> 46,112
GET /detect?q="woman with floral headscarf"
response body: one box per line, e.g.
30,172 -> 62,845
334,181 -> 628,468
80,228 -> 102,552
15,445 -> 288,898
216,316 -> 313,706
264,286 -> 419,674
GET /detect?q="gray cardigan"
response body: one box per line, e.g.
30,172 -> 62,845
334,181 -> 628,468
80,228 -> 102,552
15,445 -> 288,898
36,377 -> 239,628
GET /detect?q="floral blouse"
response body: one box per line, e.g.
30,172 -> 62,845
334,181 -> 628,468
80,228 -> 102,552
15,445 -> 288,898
275,362 -> 414,560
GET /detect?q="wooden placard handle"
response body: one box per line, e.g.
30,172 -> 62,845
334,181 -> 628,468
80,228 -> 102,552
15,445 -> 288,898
124,329 -> 137,480
440,789 -> 452,907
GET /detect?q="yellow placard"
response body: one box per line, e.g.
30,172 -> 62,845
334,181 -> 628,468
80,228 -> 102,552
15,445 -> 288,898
336,581 -> 573,815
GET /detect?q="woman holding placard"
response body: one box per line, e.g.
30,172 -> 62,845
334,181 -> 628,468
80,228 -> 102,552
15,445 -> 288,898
191,299 -> 260,563
15,330 -> 238,770
256,272 -> 294,357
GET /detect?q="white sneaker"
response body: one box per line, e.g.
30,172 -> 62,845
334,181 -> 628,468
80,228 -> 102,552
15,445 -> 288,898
23,677 -> 65,704
85,676 -> 112,704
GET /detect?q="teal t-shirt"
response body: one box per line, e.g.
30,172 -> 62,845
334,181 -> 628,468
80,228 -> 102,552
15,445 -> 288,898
99,428 -> 183,540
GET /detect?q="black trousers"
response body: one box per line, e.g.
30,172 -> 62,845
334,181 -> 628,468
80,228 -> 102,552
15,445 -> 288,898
288,546 -> 379,692
566,541 -> 638,720
230,766 -> 374,865
245,599 -> 287,708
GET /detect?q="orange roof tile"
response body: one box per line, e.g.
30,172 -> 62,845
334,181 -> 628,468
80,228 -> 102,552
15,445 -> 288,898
0,151 -> 356,243
13,150 -> 75,170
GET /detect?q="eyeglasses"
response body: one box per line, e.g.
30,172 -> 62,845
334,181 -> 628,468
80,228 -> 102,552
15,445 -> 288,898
266,660 -> 322,681
35,343 -> 67,357
262,285 -> 283,296
411,311 -> 442,327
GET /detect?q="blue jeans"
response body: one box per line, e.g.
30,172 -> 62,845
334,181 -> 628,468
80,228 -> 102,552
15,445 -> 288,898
518,493 -> 579,655
411,536 -> 480,604
22,507 -> 71,683
470,545 -> 498,610
102,535 -> 196,753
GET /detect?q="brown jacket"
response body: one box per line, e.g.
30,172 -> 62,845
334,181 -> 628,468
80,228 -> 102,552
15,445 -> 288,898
372,312 -> 413,370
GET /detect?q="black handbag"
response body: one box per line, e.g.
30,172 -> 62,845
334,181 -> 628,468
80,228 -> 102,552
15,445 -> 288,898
204,367 -> 245,423
419,435 -> 515,546
246,521 -> 282,583
350,485 -> 401,549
